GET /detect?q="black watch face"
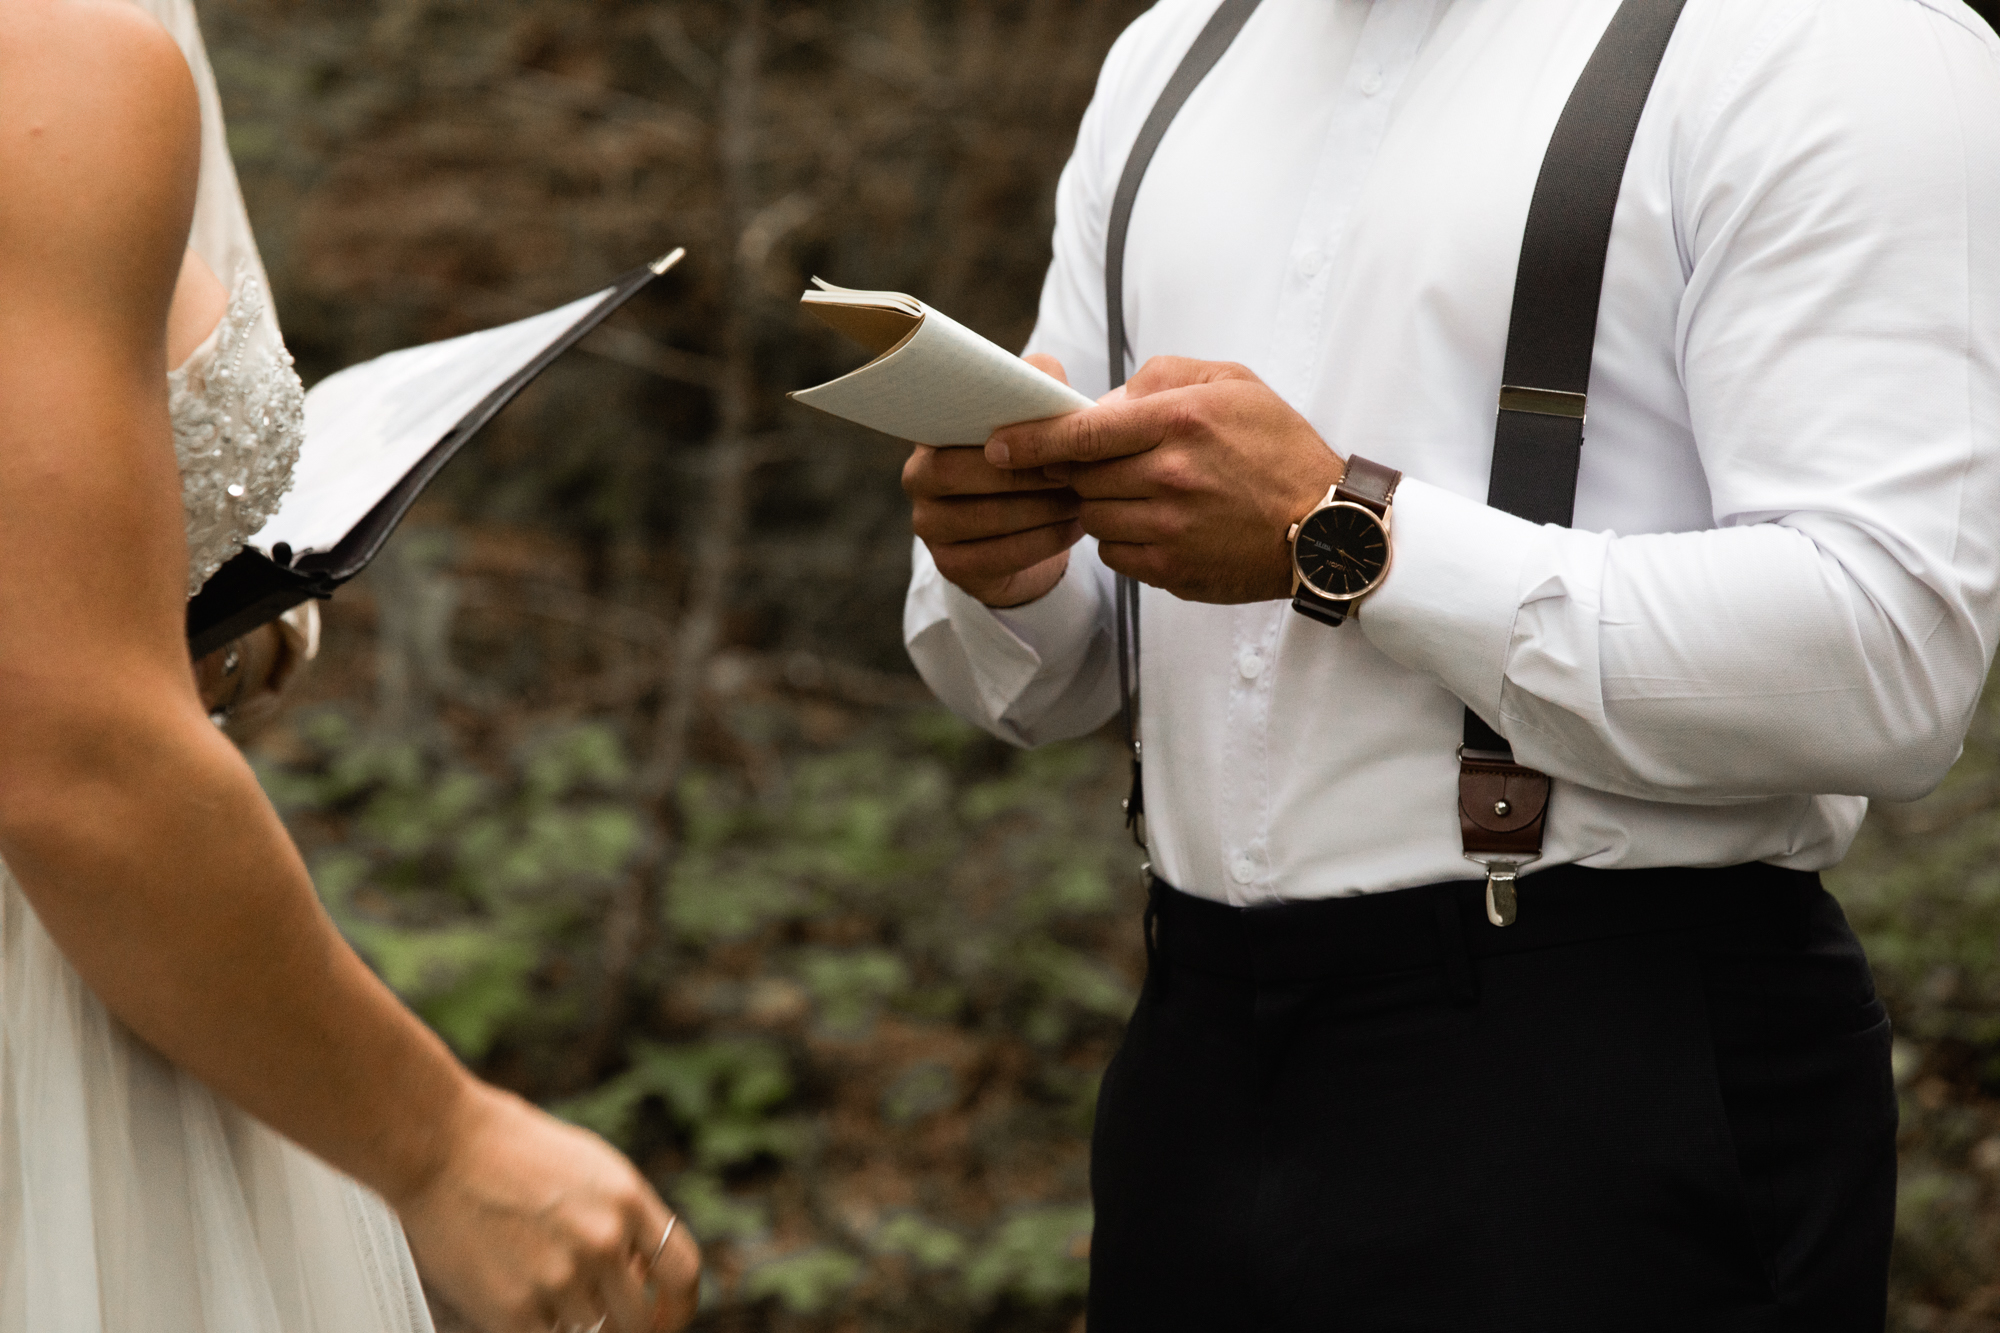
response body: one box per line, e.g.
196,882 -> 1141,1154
1295,503 -> 1388,599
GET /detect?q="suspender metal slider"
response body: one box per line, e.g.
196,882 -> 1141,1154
1482,862 -> 1521,928
1497,385 -> 1587,420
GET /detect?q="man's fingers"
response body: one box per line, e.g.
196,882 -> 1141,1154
904,443 -> 1073,500
1077,498 -> 1185,546
1022,352 -> 1069,385
913,491 -> 1080,546
1124,355 -> 1260,399
1093,539 -> 1166,587
928,520 -> 1084,590
1064,450 -> 1183,501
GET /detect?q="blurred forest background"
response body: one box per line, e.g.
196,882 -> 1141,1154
198,0 -> 2000,1328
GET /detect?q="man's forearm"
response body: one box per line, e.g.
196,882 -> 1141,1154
1360,480 -> 1980,805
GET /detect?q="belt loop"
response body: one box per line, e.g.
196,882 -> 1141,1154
1432,884 -> 1478,1006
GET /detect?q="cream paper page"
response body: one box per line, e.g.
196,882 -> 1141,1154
250,289 -> 609,558
792,300 -> 1094,445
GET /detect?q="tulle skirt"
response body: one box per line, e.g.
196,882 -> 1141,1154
0,863 -> 435,1333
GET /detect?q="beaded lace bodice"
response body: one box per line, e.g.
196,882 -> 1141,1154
167,273 -> 305,595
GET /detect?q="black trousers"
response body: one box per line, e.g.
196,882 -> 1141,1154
1087,864 -> 1897,1332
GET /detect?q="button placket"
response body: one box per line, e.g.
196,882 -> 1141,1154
1267,0 -> 1445,403
1220,607 -> 1283,903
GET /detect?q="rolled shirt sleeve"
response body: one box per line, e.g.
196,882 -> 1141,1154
1363,0 -> 2000,805
905,536 -> 1122,747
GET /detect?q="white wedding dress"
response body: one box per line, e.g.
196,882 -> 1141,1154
0,4 -> 436,1329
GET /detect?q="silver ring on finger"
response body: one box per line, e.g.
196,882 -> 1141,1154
648,1214 -> 677,1272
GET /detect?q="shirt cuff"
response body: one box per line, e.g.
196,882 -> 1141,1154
906,537 -> 1088,721
990,554 -> 1106,658
1356,476 -> 1536,735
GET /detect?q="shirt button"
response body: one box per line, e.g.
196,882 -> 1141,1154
1231,855 -> 1257,885
1298,250 -> 1326,279
1237,647 -> 1265,680
1359,68 -> 1385,97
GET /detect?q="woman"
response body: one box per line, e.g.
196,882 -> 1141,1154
0,1 -> 700,1329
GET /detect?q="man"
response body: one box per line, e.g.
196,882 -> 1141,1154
900,0 -> 2000,1326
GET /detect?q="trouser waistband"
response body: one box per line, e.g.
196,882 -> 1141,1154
1144,861 -> 1826,992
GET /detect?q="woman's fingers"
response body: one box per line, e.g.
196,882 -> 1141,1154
548,1279 -> 609,1333
603,1195 -> 678,1333
645,1219 -> 702,1332
396,1088 -> 708,1333
530,1180 -> 675,1333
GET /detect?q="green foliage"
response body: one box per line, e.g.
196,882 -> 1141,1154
881,1061 -> 959,1125
559,1038 -> 800,1168
668,1171 -> 771,1245
1828,679 -> 2000,1323
873,1212 -> 969,1270
665,711 -> 1136,1050
742,1246 -> 865,1314
265,688 -> 1129,1330
344,919 -> 539,1058
1833,695 -> 2000,1059
261,717 -> 642,1062
962,1205 -> 1094,1308
797,948 -> 911,1035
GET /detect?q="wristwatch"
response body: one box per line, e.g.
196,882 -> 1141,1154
1288,455 -> 1401,627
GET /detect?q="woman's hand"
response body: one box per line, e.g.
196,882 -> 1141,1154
193,603 -> 319,737
1,16 -> 693,1333
396,1084 -> 701,1333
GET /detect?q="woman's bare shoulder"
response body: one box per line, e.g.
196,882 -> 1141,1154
0,0 -> 200,308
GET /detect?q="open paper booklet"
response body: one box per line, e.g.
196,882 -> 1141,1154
789,280 -> 1094,444
186,250 -> 685,657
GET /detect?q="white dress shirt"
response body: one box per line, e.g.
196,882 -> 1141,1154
905,0 -> 2000,903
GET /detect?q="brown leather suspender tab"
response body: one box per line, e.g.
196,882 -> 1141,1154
1458,753 -> 1550,856
1460,0 -> 1689,925
1099,0 -> 1689,914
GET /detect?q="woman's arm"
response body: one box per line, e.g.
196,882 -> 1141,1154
0,6 -> 695,1329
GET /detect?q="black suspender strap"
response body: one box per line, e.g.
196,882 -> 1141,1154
1102,0 -> 1688,895
1461,0 -> 1688,925
1106,0 -> 1268,848
1106,0 -> 1269,391
1114,572 -> 1145,844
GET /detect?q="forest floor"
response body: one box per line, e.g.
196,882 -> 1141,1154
247,519 -> 2000,1332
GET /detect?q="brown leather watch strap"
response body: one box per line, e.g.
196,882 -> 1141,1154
1334,455 -> 1400,516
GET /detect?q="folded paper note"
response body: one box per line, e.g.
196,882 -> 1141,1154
790,280 -> 1094,444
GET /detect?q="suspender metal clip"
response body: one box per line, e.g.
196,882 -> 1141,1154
1477,860 -> 1522,928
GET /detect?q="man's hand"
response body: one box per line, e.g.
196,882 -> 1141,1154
986,358 -> 1345,604
903,353 -> 1085,608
